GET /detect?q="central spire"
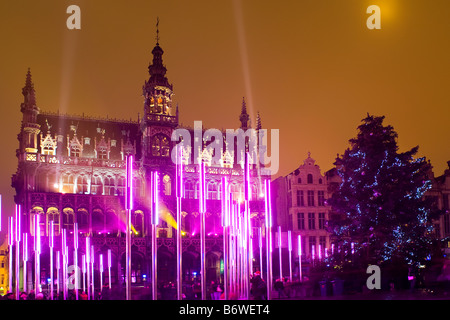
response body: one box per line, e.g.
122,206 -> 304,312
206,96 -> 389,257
146,18 -> 172,90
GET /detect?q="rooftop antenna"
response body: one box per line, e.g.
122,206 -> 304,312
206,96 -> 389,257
156,17 -> 160,45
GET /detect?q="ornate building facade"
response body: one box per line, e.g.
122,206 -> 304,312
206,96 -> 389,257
11,38 -> 269,294
272,153 -> 331,275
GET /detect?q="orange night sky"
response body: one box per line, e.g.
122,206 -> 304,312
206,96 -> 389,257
0,0 -> 449,236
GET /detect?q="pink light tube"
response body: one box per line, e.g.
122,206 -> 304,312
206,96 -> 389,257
298,235 -> 302,256
151,171 -> 159,225
34,214 -> 41,253
15,204 -> 21,242
126,155 -> 133,210
221,176 -> 229,227
176,145 -> 184,198
244,152 -> 250,201
74,223 -> 78,249
199,162 -> 206,213
49,221 -> 54,248
264,180 -> 272,228
0,194 -> 2,232
288,230 -> 292,252
8,217 -> 13,246
318,244 -> 322,261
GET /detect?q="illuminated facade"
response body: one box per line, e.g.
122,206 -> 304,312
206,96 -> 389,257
11,38 -> 269,293
272,153 -> 331,271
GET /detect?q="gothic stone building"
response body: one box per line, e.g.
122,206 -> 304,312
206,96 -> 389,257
11,39 -> 269,293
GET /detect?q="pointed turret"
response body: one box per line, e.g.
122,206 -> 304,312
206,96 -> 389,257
256,111 -> 262,131
21,68 -> 39,115
18,68 -> 41,154
239,97 -> 249,130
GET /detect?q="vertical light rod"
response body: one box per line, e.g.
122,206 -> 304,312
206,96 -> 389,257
107,249 -> 112,290
49,220 -> 54,300
34,214 -> 41,293
15,205 -> 21,300
298,235 -> 302,282
8,217 -> 13,294
288,230 -> 292,283
199,161 -> 206,300
176,145 -> 183,300
73,223 -> 79,300
151,171 -> 159,300
125,155 -> 133,301
23,233 -> 28,293
264,179 -> 273,300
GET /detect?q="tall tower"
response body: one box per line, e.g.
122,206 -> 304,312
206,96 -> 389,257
141,20 -> 178,166
18,69 -> 41,154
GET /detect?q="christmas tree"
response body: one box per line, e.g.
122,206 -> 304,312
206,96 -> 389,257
328,114 -> 439,269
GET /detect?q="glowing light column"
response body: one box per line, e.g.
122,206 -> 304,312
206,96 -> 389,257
49,221 -> 54,300
221,177 -> 230,300
23,233 -> 28,293
278,226 -> 282,280
298,235 -> 302,282
107,249 -> 112,290
8,217 -> 13,294
175,146 -> 183,300
151,171 -> 159,300
125,155 -> 133,300
15,205 -> 21,300
86,237 -> 91,300
73,223 -> 79,300
264,180 -> 273,300
198,161 -> 206,300
288,230 -> 292,283
61,229 -> 67,300
34,214 -> 41,293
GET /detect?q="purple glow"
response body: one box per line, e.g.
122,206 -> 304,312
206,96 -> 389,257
151,171 -> 159,225
312,245 -> 315,261
221,176 -> 229,227
23,233 -> 28,261
34,215 -> 40,253
298,235 -> 302,256
318,244 -> 322,261
8,217 -> 13,246
278,226 -> 282,248
264,180 -> 272,228
49,221 -> 54,248
176,145 -> 183,198
0,194 -> 2,231
82,254 -> 86,273
74,223 -> 78,249
15,204 -> 21,241
126,155 -> 133,210
199,162 -> 206,213
100,254 -> 103,272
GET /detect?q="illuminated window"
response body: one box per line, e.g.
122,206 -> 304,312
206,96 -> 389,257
91,175 -> 103,195
163,175 -> 171,196
77,175 -> 89,194
104,176 -> 115,195
71,145 -> 81,157
151,134 -> 170,157
207,181 -> 218,200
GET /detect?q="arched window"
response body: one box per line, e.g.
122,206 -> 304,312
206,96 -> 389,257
132,210 -> 144,236
77,208 -> 89,231
184,180 -> 195,199
307,174 -> 313,184
117,176 -> 126,196
76,175 -> 89,194
62,208 -> 75,230
151,134 -> 170,157
104,176 -> 115,195
71,145 -> 81,157
163,175 -> 171,196
91,175 -> 103,195
62,174 -> 74,193
230,183 -> 241,202
207,181 -> 218,200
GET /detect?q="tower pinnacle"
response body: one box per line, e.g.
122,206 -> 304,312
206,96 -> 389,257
239,97 -> 249,130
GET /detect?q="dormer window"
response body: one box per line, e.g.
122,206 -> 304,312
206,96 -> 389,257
84,137 -> 91,145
